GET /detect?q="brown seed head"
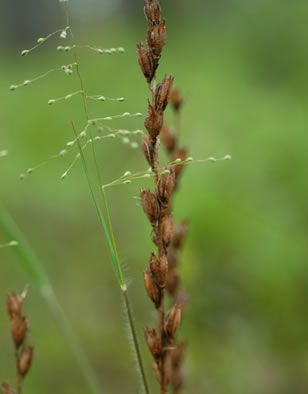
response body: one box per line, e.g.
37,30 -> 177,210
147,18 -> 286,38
149,252 -> 168,287
165,304 -> 182,340
144,0 -> 161,24
170,88 -> 183,111
144,271 -> 161,308
145,102 -> 164,140
144,327 -> 162,359
155,75 -> 174,112
173,220 -> 189,249
161,214 -> 174,248
1,382 -> 16,394
137,42 -> 155,83
147,20 -> 166,59
7,293 -> 22,320
158,168 -> 176,210
11,315 -> 28,349
141,188 -> 159,225
18,346 -> 34,377
172,147 -> 188,177
161,124 -> 177,153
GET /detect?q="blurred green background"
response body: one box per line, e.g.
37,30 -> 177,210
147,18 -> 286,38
1,0 -> 308,393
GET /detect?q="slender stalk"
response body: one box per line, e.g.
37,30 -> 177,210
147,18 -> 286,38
0,202 -> 103,394
73,124 -> 150,394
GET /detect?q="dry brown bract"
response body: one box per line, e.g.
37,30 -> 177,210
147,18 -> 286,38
2,291 -> 34,394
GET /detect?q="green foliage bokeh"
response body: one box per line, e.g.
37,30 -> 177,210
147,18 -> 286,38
1,1 -> 308,393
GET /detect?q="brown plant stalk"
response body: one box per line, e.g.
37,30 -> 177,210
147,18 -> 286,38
137,1 -> 186,393
1,290 -> 34,394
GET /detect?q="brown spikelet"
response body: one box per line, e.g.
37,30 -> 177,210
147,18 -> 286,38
172,220 -> 189,249
144,0 -> 161,24
171,342 -> 186,392
149,252 -> 168,287
11,315 -> 28,349
172,148 -> 188,177
144,327 -> 162,359
170,88 -> 183,111
7,293 -> 22,320
1,382 -> 16,394
161,124 -> 177,153
161,214 -> 174,249
137,42 -> 155,83
153,360 -> 162,384
141,188 -> 159,225
144,271 -> 161,308
165,304 -> 182,340
145,102 -> 164,140
166,268 -> 179,296
18,346 -> 34,377
141,133 -> 156,167
158,169 -> 176,210
155,75 -> 174,112
147,20 -> 166,59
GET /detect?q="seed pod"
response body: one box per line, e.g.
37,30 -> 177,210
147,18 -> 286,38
141,188 -> 159,225
149,252 -> 168,287
141,133 -> 156,167
144,0 -> 161,24
161,124 -> 177,153
171,342 -> 186,367
166,267 -> 179,295
147,20 -> 166,59
172,220 -> 188,249
158,168 -> 176,209
171,366 -> 185,393
7,293 -> 22,320
11,316 -> 28,349
144,103 -> 164,140
165,304 -> 182,340
153,360 -> 162,384
160,214 -> 174,248
18,346 -> 34,377
167,248 -> 177,270
137,42 -> 155,83
1,382 -> 16,394
144,271 -> 161,308
162,352 -> 172,385
155,75 -> 174,112
144,327 -> 162,359
174,290 -> 189,312
172,148 -> 187,177
170,88 -> 183,111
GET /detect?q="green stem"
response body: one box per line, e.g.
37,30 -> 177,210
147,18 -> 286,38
0,201 -> 103,394
64,2 -> 150,390
73,124 -> 150,394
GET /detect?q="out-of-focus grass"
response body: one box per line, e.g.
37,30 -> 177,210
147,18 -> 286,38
1,1 -> 308,393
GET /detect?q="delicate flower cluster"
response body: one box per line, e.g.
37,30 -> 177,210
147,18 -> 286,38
2,291 -> 34,394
